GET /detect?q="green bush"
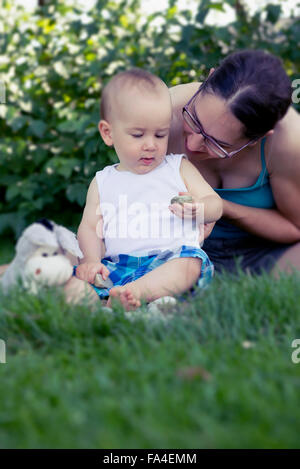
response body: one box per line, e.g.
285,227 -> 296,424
0,0 -> 299,236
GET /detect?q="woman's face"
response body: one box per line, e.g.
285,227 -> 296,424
183,91 -> 247,160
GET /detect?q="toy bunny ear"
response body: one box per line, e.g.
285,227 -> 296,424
16,223 -> 58,259
54,225 -> 83,258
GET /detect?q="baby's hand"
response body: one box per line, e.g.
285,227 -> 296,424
169,192 -> 203,220
76,261 -> 110,285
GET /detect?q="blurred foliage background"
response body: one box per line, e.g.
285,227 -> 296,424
0,0 -> 299,237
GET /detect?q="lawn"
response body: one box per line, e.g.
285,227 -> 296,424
0,235 -> 300,448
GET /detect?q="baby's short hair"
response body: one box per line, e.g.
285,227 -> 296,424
100,68 -> 167,121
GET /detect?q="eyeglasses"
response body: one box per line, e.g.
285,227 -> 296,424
182,84 -> 257,159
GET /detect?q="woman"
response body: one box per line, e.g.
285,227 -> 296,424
168,49 -> 300,274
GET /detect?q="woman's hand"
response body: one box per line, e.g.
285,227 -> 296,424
197,223 -> 216,244
76,261 -> 110,285
203,222 -> 215,239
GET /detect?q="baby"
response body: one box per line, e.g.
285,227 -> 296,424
74,68 -> 222,310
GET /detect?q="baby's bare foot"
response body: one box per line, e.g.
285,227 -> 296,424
119,288 -> 141,311
107,285 -> 141,311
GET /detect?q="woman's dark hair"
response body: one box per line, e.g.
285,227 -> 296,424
201,49 -> 292,139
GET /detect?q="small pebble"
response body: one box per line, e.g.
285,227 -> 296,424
170,195 -> 193,205
94,274 -> 113,289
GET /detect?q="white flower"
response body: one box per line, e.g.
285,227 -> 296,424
242,341 -> 255,349
54,62 -> 69,79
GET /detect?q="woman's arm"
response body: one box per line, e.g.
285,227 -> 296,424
222,109 -> 300,243
222,201 -> 300,243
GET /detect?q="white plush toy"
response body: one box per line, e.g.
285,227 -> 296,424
1,218 -> 83,295
0,218 -> 178,314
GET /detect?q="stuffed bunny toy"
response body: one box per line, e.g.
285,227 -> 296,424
1,218 -> 83,295
0,218 -> 178,313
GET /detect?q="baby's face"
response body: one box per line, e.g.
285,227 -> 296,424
108,84 -> 172,174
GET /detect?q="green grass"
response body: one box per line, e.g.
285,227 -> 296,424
0,236 -> 300,448
0,235 -> 15,264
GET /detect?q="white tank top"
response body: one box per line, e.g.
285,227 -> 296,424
95,154 -> 201,258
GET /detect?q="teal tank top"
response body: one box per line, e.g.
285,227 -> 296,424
211,137 -> 276,239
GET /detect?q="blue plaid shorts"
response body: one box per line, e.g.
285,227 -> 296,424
73,245 -> 214,299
